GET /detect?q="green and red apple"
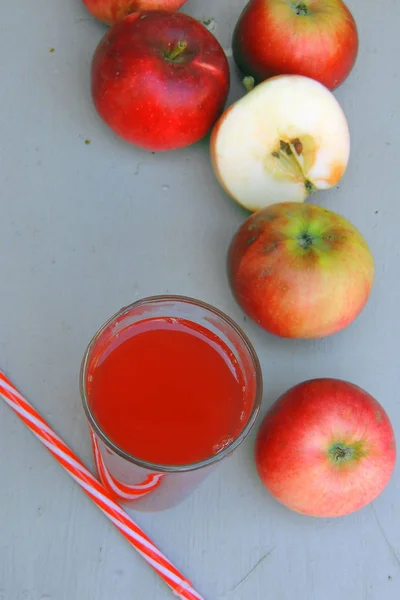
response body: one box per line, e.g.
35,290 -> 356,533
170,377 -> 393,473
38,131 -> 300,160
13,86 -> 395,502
228,202 -> 374,339
233,0 -> 359,90
83,0 -> 187,25
255,378 -> 396,518
211,75 -> 350,212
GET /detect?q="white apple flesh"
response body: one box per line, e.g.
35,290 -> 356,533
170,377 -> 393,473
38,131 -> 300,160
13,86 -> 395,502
210,75 -> 350,212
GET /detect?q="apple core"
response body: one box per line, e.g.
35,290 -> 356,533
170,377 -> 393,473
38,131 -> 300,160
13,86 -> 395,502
266,137 -> 316,194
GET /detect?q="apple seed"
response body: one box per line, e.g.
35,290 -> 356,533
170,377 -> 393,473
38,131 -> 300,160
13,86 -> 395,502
268,137 -> 315,194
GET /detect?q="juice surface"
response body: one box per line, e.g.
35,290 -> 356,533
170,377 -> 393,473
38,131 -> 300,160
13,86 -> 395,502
88,317 -> 250,465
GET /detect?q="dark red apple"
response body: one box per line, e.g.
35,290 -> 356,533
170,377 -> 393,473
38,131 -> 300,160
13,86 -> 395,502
255,378 -> 396,518
91,11 -> 230,151
232,0 -> 359,90
83,0 -> 188,26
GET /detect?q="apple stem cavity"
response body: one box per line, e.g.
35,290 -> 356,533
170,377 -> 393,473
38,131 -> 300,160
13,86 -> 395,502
292,3 -> 309,16
242,76 -> 256,93
328,441 -> 367,465
297,231 -> 315,250
166,40 -> 188,61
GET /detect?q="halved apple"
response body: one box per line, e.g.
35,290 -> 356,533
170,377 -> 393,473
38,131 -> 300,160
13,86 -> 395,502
210,75 -> 350,212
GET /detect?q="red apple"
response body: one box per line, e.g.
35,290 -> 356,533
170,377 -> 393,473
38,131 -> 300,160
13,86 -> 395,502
232,0 -> 359,90
255,378 -> 396,518
228,202 -> 374,339
91,11 -> 230,152
83,0 -> 187,26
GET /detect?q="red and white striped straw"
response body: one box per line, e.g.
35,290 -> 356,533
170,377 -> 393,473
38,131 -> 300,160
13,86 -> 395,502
0,370 -> 204,600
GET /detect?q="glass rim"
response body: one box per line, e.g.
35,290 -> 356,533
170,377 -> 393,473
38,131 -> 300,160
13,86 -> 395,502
80,294 -> 263,473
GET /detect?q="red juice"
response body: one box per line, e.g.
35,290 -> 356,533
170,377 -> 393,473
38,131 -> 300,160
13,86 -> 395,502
88,317 -> 251,466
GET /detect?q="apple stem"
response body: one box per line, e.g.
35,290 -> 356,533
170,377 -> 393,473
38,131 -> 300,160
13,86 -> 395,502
292,3 -> 309,16
166,40 -> 188,61
242,76 -> 255,93
305,180 -> 315,194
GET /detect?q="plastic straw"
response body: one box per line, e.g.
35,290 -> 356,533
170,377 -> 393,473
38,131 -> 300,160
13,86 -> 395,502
0,370 -> 204,600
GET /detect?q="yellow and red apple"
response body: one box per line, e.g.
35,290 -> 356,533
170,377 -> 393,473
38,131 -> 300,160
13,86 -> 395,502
211,75 -> 350,212
255,378 -> 396,518
233,0 -> 359,90
228,202 -> 374,339
83,0 -> 187,26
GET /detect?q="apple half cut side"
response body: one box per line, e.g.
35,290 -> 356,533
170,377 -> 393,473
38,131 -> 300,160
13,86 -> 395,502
210,75 -> 350,212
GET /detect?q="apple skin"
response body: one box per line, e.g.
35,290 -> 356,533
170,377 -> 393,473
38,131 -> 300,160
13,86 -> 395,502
228,202 -> 374,339
255,378 -> 396,518
83,0 -> 187,26
91,11 -> 230,152
233,0 -> 359,90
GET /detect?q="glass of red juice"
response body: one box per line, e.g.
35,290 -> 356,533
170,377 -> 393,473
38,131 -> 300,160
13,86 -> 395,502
80,295 -> 262,511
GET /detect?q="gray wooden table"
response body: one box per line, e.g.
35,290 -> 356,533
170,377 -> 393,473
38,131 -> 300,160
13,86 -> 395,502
1,1 -> 399,598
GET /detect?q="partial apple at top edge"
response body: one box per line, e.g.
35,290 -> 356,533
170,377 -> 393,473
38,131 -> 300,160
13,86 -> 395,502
83,0 -> 188,26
